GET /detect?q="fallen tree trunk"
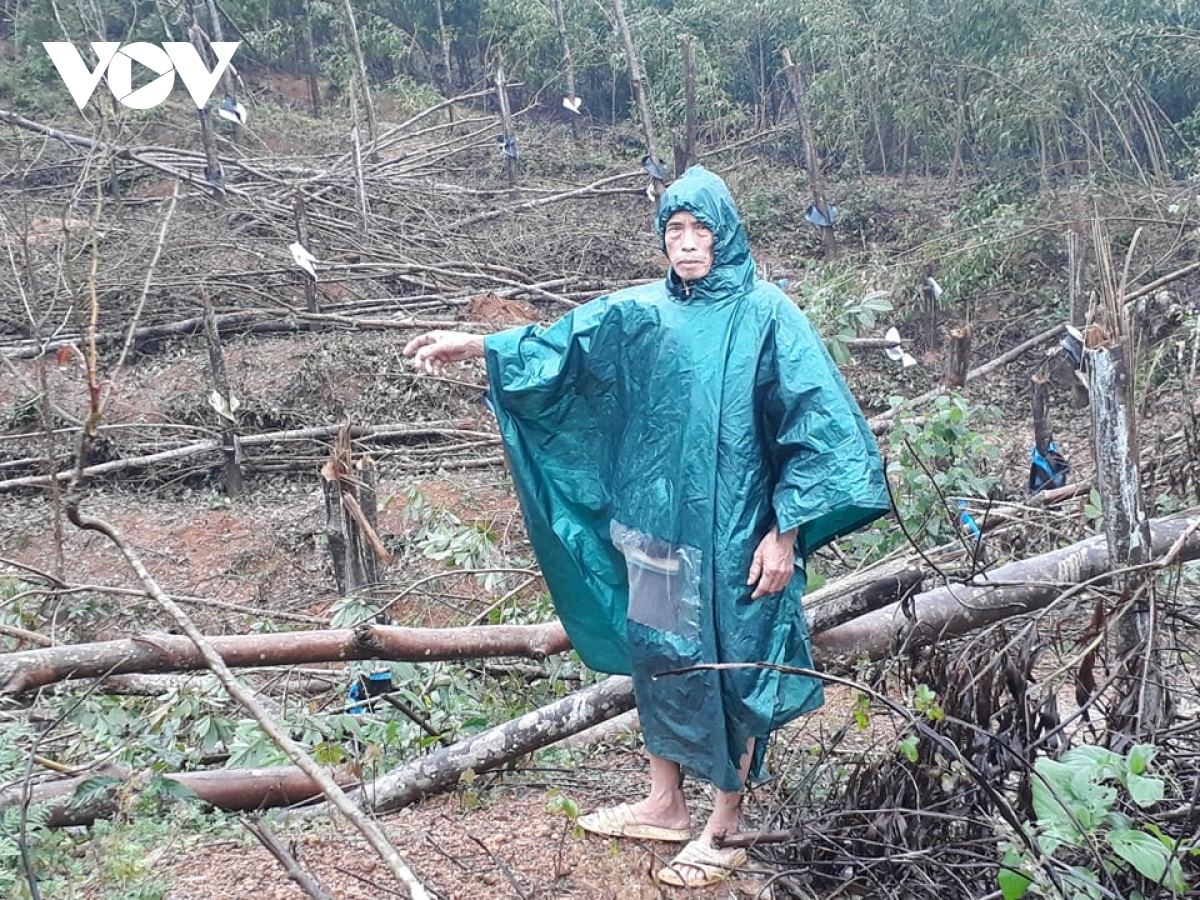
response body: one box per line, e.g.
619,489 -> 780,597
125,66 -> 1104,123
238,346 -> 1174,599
353,675 -> 636,813
0,421 -> 499,492
812,513 -> 1200,669
12,514 -> 1200,823
0,621 -> 571,695
0,561 -> 907,696
1,765 -> 357,828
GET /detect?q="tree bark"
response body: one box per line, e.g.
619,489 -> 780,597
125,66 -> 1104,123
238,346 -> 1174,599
494,56 -> 519,186
204,0 -> 242,141
360,676 -> 637,813
1031,371 -> 1052,455
202,293 -> 244,496
321,424 -> 386,601
340,0 -> 376,151
0,765 -> 357,828
190,22 -> 225,201
551,0 -> 579,139
674,34 -> 696,174
812,514 -> 1200,670
433,0 -> 455,119
292,191 -> 320,313
0,622 -> 571,695
945,324 -> 972,388
1068,221 -> 1090,408
1085,324 -> 1164,743
298,0 -> 322,117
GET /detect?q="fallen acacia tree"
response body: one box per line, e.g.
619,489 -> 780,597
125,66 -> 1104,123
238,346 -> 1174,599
813,511 -> 1200,666
0,764 -> 358,828
7,512 -> 1197,824
0,621 -> 572,695
307,511 -> 1200,816
0,560 -> 916,696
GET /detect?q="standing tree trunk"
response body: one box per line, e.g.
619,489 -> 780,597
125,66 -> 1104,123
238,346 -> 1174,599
292,190 -> 320,313
1086,222 -> 1166,749
611,0 -> 664,200
1068,221 -> 1090,408
203,0 -> 242,141
298,0 -> 322,118
190,22 -> 225,202
349,94 -> 371,229
434,0 -> 455,122
551,0 -> 579,140
340,0 -> 377,154
945,324 -> 972,388
1031,371 -> 1053,456
782,47 -> 836,260
201,293 -> 243,497
673,34 -> 697,175
494,56 -> 519,187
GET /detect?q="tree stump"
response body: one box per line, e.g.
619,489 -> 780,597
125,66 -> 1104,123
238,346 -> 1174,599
1084,323 -> 1165,746
945,324 -> 972,388
321,425 -> 390,603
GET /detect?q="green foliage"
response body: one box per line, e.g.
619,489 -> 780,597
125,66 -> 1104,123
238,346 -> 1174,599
0,717 -> 219,899
941,188 -> 1049,306
878,394 -> 1001,553
1000,744 -> 1192,899
328,592 -> 389,629
401,487 -> 501,573
4,0 -> 1200,181
796,279 -> 894,365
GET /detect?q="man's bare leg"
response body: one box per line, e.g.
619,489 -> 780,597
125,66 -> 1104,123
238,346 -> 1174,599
625,751 -> 691,831
656,740 -> 754,887
698,738 -> 754,843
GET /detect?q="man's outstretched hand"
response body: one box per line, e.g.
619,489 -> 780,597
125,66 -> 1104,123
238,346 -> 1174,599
403,330 -> 485,374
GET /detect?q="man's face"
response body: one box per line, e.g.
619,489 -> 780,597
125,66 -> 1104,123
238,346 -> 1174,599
664,210 -> 714,281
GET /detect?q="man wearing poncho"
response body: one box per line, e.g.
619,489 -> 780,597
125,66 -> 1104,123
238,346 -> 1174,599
405,166 -> 889,887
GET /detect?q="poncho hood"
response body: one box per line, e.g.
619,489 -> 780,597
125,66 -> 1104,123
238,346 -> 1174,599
655,165 -> 754,302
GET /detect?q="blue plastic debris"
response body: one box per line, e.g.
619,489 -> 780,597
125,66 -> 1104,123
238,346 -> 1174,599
641,155 -> 669,181
1028,442 -> 1071,494
348,669 -> 394,714
805,204 -> 837,228
957,499 -> 981,538
495,134 -> 519,159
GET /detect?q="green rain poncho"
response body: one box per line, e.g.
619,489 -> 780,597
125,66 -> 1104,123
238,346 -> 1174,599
484,167 -> 889,791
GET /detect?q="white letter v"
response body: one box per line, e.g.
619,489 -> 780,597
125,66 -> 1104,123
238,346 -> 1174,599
43,42 -> 121,109
163,42 -> 240,109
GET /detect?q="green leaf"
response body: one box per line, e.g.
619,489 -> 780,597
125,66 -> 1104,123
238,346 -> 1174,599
898,734 -> 919,763
1126,744 -> 1156,776
998,847 -> 1032,900
1108,829 -> 1186,891
1126,772 -> 1165,808
71,775 -> 122,806
151,776 -> 200,803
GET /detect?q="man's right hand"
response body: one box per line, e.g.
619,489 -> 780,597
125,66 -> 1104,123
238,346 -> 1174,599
402,330 -> 486,374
